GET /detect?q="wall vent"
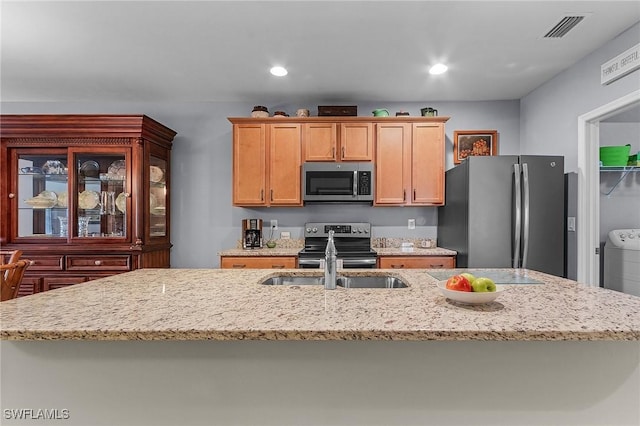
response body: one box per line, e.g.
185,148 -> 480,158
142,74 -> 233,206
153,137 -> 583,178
544,16 -> 585,38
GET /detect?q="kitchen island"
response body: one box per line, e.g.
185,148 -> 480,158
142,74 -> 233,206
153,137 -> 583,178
1,268 -> 639,425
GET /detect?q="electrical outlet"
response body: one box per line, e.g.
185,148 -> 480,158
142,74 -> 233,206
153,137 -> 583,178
270,219 -> 278,230
408,219 -> 416,230
567,217 -> 576,232
280,231 -> 290,240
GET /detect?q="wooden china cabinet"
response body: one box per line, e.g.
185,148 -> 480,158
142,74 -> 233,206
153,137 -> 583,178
0,115 -> 176,297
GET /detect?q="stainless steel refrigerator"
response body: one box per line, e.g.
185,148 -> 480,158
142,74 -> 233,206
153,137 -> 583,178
437,155 -> 565,277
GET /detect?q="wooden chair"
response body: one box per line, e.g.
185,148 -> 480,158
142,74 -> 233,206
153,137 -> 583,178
1,259 -> 31,302
1,249 -> 23,264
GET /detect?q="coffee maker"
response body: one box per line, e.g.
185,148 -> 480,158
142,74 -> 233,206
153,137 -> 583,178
242,219 -> 263,249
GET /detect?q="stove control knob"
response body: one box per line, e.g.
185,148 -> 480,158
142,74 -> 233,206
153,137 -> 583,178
312,227 -> 318,233
619,233 -> 627,239
306,228 -> 311,233
628,234 -> 636,239
352,229 -> 357,233
364,229 -> 369,234
358,228 -> 364,233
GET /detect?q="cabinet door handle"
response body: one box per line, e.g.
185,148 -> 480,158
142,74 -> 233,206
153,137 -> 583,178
272,265 -> 285,269
403,190 -> 406,202
270,189 -> 273,201
332,147 -> 336,159
260,190 -> 264,201
94,260 -> 102,266
342,146 -> 345,159
8,193 -> 15,199
413,189 -> 416,201
391,264 -> 404,269
429,264 -> 444,268
232,264 -> 246,268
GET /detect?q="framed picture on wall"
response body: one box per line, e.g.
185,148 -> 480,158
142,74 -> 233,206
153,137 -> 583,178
453,130 -> 498,164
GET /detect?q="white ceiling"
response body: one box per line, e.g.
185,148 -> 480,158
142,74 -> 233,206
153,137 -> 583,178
1,1 -> 639,104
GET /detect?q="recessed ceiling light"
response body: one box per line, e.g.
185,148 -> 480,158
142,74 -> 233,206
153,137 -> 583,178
429,63 -> 448,75
270,66 -> 288,77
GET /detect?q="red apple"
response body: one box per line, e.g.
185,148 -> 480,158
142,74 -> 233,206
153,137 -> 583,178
445,274 -> 472,292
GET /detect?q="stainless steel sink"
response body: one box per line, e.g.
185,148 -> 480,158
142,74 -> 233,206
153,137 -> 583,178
337,276 -> 407,288
261,275 -> 407,288
261,276 -> 324,286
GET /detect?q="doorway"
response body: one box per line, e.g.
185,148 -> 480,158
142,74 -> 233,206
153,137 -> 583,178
577,89 -> 640,286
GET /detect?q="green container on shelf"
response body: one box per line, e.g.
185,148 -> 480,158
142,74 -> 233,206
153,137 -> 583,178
600,144 -> 631,166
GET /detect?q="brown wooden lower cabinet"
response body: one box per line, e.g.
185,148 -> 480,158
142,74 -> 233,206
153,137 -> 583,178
378,256 -> 455,269
220,256 -> 297,269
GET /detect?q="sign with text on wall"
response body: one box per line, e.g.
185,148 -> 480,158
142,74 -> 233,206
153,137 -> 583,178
601,43 -> 640,85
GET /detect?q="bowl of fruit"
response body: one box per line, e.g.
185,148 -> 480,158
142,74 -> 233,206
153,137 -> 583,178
437,272 -> 505,305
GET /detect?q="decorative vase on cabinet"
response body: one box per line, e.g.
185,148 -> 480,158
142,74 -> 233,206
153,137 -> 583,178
0,115 -> 177,297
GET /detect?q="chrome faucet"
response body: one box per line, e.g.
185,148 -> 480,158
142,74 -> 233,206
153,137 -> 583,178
324,230 -> 337,290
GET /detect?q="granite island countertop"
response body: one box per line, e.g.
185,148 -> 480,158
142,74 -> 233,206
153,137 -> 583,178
1,268 -> 639,341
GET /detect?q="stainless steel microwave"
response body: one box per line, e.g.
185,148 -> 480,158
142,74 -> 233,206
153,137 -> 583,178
302,162 -> 374,203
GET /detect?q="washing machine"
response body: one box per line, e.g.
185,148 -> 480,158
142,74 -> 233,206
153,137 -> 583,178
604,229 -> 640,297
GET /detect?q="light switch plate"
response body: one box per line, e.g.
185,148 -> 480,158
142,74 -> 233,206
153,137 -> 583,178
408,219 -> 416,230
567,217 -> 576,232
280,231 -> 290,240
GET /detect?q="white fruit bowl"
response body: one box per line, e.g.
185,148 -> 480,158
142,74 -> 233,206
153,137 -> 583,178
436,281 -> 505,305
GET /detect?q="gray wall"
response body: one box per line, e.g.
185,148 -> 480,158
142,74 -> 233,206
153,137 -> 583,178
520,22 -> 640,172
0,100 -> 519,268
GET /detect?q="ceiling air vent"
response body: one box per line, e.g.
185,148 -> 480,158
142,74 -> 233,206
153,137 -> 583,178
544,16 -> 585,38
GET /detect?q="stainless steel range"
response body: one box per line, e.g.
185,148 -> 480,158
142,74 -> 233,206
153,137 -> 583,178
298,222 -> 378,269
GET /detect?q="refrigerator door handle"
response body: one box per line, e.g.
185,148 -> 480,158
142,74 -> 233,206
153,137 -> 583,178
521,163 -> 531,268
513,163 -> 522,268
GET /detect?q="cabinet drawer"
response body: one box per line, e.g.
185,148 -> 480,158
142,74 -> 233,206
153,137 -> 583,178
378,256 -> 455,269
66,255 -> 132,271
42,276 -> 87,292
28,255 -> 64,271
17,276 -> 41,297
221,256 -> 297,269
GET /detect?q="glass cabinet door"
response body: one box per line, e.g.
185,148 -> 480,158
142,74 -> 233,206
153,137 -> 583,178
76,153 -> 127,238
17,153 -> 69,238
149,156 -> 167,237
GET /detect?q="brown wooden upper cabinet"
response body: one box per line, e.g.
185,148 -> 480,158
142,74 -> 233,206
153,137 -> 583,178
231,121 -> 302,206
303,122 -> 373,161
229,116 -> 448,207
375,121 -> 446,206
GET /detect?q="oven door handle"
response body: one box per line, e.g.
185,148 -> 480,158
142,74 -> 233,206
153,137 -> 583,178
341,258 -> 378,268
298,258 -> 322,268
